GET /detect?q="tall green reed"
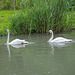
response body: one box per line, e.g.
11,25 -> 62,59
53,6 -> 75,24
10,0 -> 72,34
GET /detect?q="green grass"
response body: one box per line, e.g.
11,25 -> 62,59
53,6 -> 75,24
0,10 -> 20,35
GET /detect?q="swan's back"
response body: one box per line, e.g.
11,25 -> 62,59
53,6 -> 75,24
9,39 -> 29,45
51,37 -> 72,43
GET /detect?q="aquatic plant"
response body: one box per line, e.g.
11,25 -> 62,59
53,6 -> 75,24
9,0 -> 73,34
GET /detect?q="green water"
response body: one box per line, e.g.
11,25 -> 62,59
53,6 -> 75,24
0,31 -> 75,75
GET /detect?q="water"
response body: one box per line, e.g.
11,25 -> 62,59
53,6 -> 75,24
0,31 -> 75,75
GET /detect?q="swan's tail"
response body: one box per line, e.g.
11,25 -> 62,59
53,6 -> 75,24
22,40 -> 29,44
68,39 -> 73,42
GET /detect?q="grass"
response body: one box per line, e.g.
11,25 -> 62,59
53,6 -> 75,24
0,10 -> 75,35
0,10 -> 20,35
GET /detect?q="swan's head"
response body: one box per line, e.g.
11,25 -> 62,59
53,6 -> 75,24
48,30 -> 53,34
5,29 -> 9,32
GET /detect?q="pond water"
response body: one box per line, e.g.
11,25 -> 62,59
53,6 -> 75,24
0,31 -> 75,75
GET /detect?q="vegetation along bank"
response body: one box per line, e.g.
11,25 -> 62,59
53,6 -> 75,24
0,0 -> 75,36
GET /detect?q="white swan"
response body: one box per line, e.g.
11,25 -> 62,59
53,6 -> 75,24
5,29 -> 29,45
48,30 -> 72,43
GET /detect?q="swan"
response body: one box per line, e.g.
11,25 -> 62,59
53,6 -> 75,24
48,30 -> 72,43
5,29 -> 29,45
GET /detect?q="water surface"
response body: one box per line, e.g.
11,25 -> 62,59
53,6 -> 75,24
0,31 -> 75,75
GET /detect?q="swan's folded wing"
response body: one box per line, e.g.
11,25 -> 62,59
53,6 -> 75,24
51,37 -> 72,42
9,39 -> 27,44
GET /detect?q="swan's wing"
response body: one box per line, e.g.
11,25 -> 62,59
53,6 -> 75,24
52,37 -> 72,42
9,39 -> 28,44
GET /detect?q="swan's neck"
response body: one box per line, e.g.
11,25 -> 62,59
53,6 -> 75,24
49,31 -> 53,42
7,31 -> 10,44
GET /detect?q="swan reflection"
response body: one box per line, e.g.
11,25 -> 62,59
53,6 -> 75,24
49,42 -> 72,55
10,44 -> 27,48
49,42 -> 70,48
10,42 -> 34,48
6,42 -> 34,57
7,44 -> 11,58
6,44 -> 29,58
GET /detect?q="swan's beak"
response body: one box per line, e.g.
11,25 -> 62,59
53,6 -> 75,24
4,30 -> 7,32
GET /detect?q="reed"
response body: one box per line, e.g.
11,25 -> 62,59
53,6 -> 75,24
9,0 -> 73,34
